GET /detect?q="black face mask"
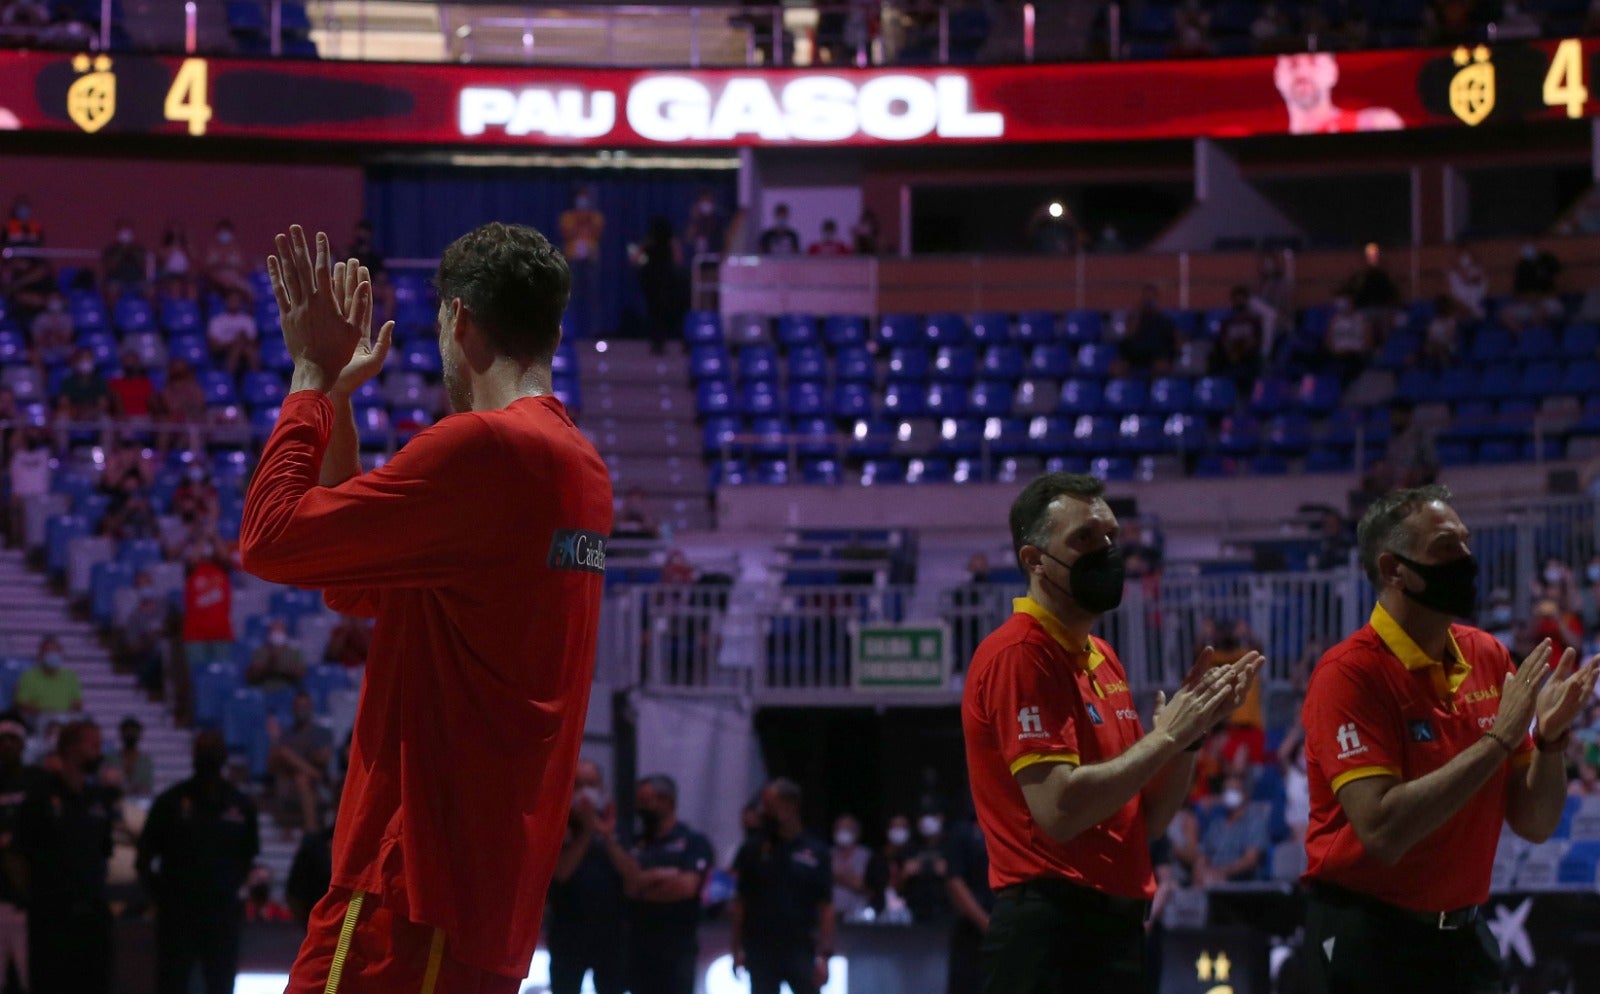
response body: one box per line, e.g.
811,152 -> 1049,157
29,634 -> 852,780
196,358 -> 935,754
637,809 -> 663,839
761,813 -> 784,840
1041,545 -> 1127,615
1393,552 -> 1479,619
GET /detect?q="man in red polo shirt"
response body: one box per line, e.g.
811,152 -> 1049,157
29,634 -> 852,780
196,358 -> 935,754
240,224 -> 613,994
1302,484 -> 1598,994
963,472 -> 1260,994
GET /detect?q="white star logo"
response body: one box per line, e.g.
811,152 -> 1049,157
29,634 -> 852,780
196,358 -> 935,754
1487,899 -> 1534,967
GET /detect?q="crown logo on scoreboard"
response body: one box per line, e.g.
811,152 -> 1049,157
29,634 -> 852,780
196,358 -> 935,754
67,53 -> 116,134
1449,45 -> 1495,127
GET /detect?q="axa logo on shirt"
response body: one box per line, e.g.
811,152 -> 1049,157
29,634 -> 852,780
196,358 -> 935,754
547,529 -> 608,574
1017,706 -> 1048,739
459,73 -> 1004,144
1085,702 -> 1104,725
1335,722 -> 1368,759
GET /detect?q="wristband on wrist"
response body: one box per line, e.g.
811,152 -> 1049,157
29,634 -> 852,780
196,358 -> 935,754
1482,730 -> 1514,755
1535,728 -> 1572,753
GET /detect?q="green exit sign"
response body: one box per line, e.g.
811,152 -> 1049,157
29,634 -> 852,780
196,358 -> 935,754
853,624 -> 952,690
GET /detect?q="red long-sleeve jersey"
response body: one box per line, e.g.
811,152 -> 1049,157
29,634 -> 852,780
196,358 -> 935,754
240,389 -> 613,977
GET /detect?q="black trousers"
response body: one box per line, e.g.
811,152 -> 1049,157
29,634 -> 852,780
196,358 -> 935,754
29,904 -> 111,994
548,927 -> 626,994
628,940 -> 697,994
156,905 -> 242,994
981,878 -> 1147,994
747,944 -> 819,994
947,918 -> 986,994
1304,886 -> 1501,994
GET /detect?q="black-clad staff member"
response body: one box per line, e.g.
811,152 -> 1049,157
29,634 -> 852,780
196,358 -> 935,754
1303,486 -> 1599,994
547,759 -> 626,994
963,472 -> 1259,994
0,713 -> 38,993
731,778 -> 835,994
943,818 -> 993,994
19,719 -> 118,994
598,774 -> 713,994
136,730 -> 261,994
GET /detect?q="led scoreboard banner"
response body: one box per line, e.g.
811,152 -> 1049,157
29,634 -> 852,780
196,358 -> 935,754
1,38 -> 1598,148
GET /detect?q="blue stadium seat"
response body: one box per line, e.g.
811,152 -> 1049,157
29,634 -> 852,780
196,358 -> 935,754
694,376 -> 732,416
748,417 -> 789,458
689,345 -> 730,380
1298,373 -> 1342,414
776,315 -> 819,349
89,561 -> 132,627
1026,415 -> 1072,454
1090,456 -> 1135,482
906,458 -> 952,484
1376,329 -> 1420,370
118,537 -> 163,572
354,405 -> 390,446
1118,415 -> 1165,454
932,346 -> 977,382
159,298 -> 201,335
752,459 -> 791,485
198,370 -> 237,406
1027,344 -> 1073,379
1062,310 -> 1103,345
1435,367 -> 1481,403
168,336 -> 209,370
709,459 -> 747,487
882,382 -> 928,417
550,341 -> 577,378
877,314 -> 921,348
1560,323 -> 1599,359
1193,377 -> 1238,415
1469,328 -> 1512,364
1514,326 -> 1558,361
393,405 -> 437,437
787,345 -> 827,383
786,381 -> 827,417
70,294 -> 108,333
1249,455 -> 1290,475
0,660 -> 28,711
1075,344 -> 1114,377
792,418 -> 837,458
860,459 -> 907,485
846,419 -> 896,458
1015,312 -> 1059,345
113,297 -> 154,334
348,378 -> 384,410
0,331 -> 25,366
1266,414 -> 1313,454
824,316 -> 868,348
400,341 -> 441,376
925,313 -> 968,346
1216,415 -> 1261,455
250,405 -> 281,441
79,330 -> 117,366
1163,414 -> 1205,451
1479,439 -> 1521,464
1149,377 -> 1192,414
1102,379 -> 1148,415
738,344 -> 779,382
739,381 -> 780,416
303,665 -> 350,714
702,416 -> 742,456
983,417 -> 1029,457
684,311 -> 723,345
830,383 -> 873,419
1072,415 -> 1120,454
979,344 -> 1024,380
1058,379 -> 1104,414
227,0 -> 266,32
886,348 -> 931,382
1437,441 -> 1475,466
1248,377 -> 1292,416
1558,841 -> 1600,886
969,381 -> 1014,417
835,346 -> 875,384
968,313 -> 1011,344
1562,361 -> 1600,395
801,458 -> 843,485
925,384 -> 969,417
1305,447 -> 1355,473
1518,362 -> 1562,398
936,419 -> 984,457
241,371 -> 287,407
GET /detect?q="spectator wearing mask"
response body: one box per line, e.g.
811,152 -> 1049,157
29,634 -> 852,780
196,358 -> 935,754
268,692 -> 333,833
829,814 -> 870,921
559,189 -> 605,338
102,435 -> 155,492
101,219 -> 149,304
1447,249 -> 1487,319
594,774 -> 712,994
174,465 -> 222,525
55,348 -> 111,423
807,220 -> 852,256
20,719 -> 117,994
246,618 -> 306,694
206,291 -> 260,376
5,430 -> 50,548
181,541 -> 234,670
28,291 -> 73,366
137,729 -> 259,994
0,713 -> 32,991
108,351 -> 156,420
1210,285 -> 1265,390
899,808 -> 951,924
684,189 -> 725,258
1323,294 -> 1371,383
117,572 -> 169,696
1483,588 -> 1517,650
942,818 -> 992,994
547,760 -> 626,994
156,223 -> 195,300
203,220 -> 253,300
758,204 -> 801,256
323,614 -> 373,670
1194,774 -> 1271,884
1113,284 -> 1179,376
102,471 -> 158,542
107,716 -> 154,798
15,635 -> 81,725
1532,558 -> 1583,616
731,778 -> 834,994
866,812 -> 913,911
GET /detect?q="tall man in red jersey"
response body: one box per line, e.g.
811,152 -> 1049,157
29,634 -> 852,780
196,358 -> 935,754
1302,485 -> 1598,994
962,472 -> 1260,994
240,224 -> 613,994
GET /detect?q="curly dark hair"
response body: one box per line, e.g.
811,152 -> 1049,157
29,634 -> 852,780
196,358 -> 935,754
434,222 -> 571,364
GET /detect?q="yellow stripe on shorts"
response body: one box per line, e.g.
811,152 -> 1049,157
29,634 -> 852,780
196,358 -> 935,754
325,890 -> 366,994
420,929 -> 445,994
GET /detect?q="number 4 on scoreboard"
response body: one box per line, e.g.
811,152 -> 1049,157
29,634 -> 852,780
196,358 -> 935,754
1544,39 -> 1589,119
164,58 -> 212,136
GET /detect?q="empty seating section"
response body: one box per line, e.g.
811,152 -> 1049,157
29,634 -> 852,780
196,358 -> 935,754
687,307 -> 1473,486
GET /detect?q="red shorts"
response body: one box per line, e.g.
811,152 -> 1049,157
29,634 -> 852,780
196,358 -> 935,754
286,888 -> 522,994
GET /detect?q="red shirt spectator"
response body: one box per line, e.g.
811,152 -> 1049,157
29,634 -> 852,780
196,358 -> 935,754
108,355 -> 156,419
183,557 -> 234,644
807,220 -> 852,256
